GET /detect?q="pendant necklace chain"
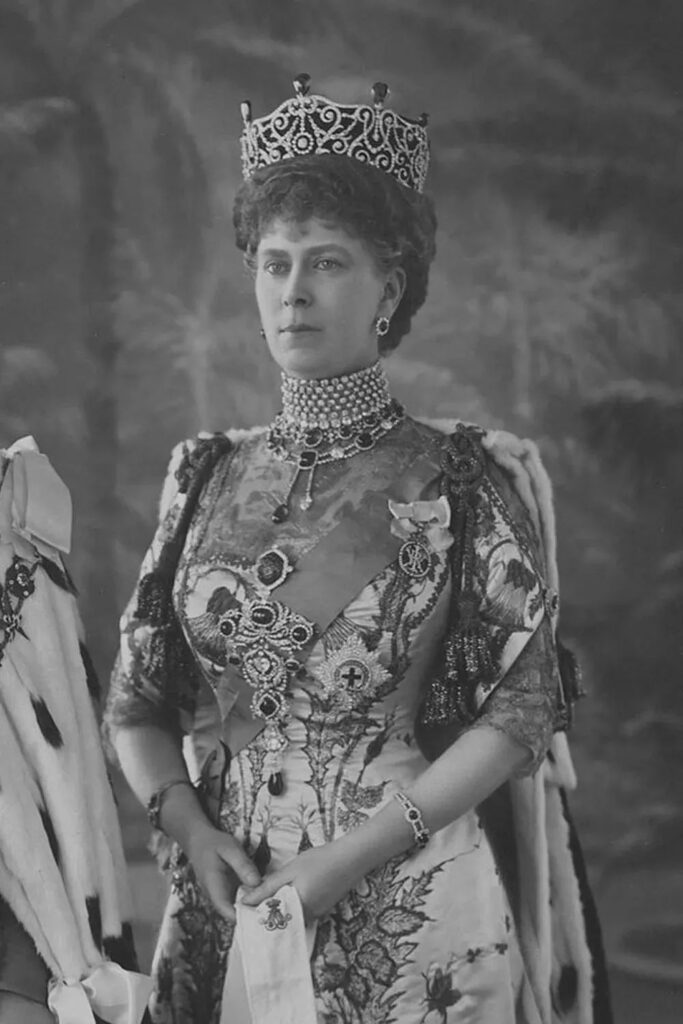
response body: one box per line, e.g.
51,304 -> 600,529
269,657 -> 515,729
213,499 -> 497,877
267,362 -> 404,522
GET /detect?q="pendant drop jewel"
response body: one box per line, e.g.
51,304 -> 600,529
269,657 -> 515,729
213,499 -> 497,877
271,463 -> 302,525
262,722 -> 290,796
268,771 -> 284,796
299,463 -> 316,511
271,503 -> 289,524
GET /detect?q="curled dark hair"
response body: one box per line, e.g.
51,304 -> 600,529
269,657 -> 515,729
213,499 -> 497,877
232,154 -> 437,353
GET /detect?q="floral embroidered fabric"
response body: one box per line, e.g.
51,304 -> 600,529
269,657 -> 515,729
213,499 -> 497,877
107,418 -> 565,1024
474,615 -> 559,775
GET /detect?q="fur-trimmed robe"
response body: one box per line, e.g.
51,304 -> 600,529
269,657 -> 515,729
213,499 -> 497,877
477,426 -> 611,1024
0,438 -> 150,1023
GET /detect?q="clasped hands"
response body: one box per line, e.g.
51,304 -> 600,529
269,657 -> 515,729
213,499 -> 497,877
186,823 -> 362,925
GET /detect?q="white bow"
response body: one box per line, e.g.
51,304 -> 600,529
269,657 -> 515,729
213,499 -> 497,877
0,435 -> 72,558
47,963 -> 152,1024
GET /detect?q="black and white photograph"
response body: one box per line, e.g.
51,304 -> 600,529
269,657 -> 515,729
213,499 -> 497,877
1,3 -> 681,1022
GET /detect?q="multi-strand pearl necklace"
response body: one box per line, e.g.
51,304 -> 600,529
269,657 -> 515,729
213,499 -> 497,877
267,362 -> 404,522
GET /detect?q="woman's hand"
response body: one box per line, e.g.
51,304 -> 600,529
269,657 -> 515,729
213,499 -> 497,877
186,824 -> 261,923
238,841 -> 364,924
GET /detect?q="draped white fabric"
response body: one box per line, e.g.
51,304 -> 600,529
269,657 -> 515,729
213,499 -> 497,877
0,439 -> 151,1023
220,886 -> 317,1024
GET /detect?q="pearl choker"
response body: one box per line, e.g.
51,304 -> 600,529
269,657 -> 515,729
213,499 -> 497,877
279,361 -> 392,430
267,362 -> 404,522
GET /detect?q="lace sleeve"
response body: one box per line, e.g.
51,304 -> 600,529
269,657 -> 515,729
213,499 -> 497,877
465,457 -> 562,776
469,614 -> 560,776
104,439 -> 196,736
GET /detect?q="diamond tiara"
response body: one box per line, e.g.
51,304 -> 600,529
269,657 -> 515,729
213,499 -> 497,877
240,74 -> 430,193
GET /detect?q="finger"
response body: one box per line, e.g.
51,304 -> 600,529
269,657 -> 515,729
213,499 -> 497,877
203,865 -> 238,922
238,874 -> 283,907
217,842 -> 261,889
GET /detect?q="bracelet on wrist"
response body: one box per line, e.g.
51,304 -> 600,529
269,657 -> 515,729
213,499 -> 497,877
394,790 -> 430,851
147,778 -> 194,832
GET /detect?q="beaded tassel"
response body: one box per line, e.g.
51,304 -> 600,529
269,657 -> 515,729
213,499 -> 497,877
418,425 -> 493,735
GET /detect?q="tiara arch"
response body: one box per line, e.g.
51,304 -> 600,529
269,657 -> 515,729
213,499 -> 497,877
240,73 -> 430,193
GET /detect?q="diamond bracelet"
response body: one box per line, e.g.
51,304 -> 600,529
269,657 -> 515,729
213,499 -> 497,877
394,790 -> 430,850
147,778 -> 194,832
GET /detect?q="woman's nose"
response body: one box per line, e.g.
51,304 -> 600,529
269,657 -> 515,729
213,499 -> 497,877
282,267 -> 311,308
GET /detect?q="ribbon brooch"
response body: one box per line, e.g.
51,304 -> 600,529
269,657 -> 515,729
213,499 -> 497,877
388,495 -> 453,580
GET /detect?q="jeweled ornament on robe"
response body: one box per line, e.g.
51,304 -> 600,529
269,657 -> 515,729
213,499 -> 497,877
241,645 -> 287,689
252,685 -> 287,722
198,588 -> 316,797
223,597 -> 315,653
388,495 -> 454,580
315,635 -> 389,710
397,537 -> 432,579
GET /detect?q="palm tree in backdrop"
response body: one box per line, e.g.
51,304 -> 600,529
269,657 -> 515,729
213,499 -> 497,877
2,0 -> 683,673
0,0 -> 210,671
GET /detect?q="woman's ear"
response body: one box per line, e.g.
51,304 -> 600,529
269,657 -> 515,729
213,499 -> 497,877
378,267 -> 406,320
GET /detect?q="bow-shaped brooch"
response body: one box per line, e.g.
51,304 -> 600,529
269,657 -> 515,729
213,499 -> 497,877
388,496 -> 453,580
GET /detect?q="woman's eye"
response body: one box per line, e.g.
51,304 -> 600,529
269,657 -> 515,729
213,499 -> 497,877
315,258 -> 341,271
263,261 -> 288,275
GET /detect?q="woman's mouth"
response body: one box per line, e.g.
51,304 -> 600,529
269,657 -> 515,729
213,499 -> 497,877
279,323 -> 320,334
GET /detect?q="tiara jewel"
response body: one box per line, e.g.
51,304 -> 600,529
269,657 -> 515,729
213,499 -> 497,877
240,73 -> 430,193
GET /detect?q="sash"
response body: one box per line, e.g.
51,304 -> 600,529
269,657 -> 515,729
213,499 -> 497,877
213,451 -> 441,756
220,885 -> 317,1024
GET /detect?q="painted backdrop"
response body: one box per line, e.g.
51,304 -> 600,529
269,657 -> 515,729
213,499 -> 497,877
1,1 -> 682,1018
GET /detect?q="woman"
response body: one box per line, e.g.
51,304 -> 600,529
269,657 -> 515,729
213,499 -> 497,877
106,76 -> 610,1024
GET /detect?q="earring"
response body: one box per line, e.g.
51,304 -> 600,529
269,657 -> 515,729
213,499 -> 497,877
375,316 -> 390,338
259,328 -> 266,338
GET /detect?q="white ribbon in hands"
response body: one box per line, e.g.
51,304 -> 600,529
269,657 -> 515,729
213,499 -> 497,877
221,885 -> 317,1024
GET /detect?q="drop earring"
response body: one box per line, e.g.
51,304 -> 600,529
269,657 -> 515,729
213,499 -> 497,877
260,327 -> 266,338
375,315 -> 390,338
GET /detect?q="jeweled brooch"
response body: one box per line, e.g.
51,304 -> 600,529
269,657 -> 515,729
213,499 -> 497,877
388,495 -> 453,579
217,594 -> 315,797
254,546 -> 295,592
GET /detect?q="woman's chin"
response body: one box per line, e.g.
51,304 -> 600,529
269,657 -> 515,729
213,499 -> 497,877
274,347 -> 377,380
276,349 -> 335,379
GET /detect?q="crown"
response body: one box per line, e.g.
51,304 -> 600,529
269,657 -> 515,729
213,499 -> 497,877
240,74 -> 430,193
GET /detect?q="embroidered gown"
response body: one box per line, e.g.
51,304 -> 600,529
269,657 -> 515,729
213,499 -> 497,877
106,417 -> 584,1024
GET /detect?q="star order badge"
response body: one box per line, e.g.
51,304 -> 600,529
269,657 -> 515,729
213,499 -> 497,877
315,635 -> 389,710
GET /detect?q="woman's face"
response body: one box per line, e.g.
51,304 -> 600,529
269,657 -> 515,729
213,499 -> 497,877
254,217 -> 404,379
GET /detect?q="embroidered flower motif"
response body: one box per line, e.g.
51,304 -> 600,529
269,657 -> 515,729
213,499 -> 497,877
158,502 -> 182,544
388,496 -> 453,553
315,635 -> 389,710
420,959 -> 462,1023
